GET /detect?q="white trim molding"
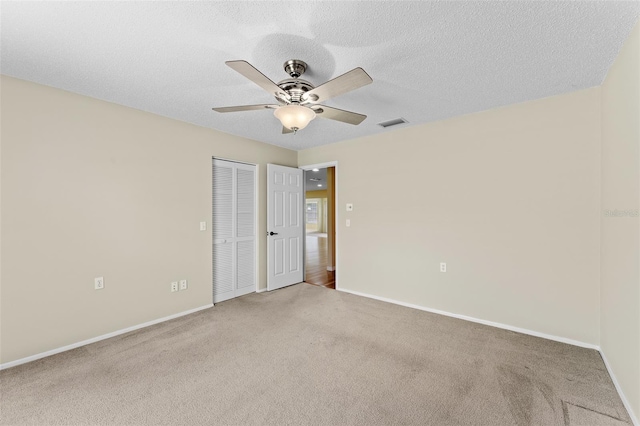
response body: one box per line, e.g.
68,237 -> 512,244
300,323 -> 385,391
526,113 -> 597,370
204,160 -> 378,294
299,161 -> 339,171
0,304 -> 214,370
338,287 -> 598,349
337,287 -> 640,424
600,351 -> 639,426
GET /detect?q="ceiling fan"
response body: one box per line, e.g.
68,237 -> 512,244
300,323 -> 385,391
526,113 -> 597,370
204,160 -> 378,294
212,59 -> 373,134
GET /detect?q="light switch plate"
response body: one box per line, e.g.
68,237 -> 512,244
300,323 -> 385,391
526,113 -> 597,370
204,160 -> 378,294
346,203 -> 353,211
199,221 -> 207,231
346,219 -> 351,227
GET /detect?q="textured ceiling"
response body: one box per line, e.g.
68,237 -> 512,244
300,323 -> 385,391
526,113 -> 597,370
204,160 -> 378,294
1,1 -> 638,151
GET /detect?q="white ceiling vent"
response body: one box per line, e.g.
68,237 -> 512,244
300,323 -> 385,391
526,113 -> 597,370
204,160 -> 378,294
377,118 -> 408,128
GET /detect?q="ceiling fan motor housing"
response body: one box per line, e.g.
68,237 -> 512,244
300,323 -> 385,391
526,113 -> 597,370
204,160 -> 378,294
276,78 -> 314,104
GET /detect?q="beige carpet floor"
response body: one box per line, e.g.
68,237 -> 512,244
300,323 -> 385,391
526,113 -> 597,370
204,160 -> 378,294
0,283 -> 631,425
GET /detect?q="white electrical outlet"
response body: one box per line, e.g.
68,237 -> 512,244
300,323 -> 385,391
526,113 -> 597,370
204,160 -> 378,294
171,281 -> 179,292
440,263 -> 447,273
94,277 -> 104,290
199,221 -> 207,231
179,279 -> 188,291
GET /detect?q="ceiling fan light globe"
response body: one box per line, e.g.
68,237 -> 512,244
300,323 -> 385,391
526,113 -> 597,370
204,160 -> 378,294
274,105 -> 316,131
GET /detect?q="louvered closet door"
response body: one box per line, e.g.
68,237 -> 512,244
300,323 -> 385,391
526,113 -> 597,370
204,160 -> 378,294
212,159 -> 256,303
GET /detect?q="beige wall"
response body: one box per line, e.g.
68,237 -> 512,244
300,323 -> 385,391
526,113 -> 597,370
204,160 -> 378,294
601,22 -> 640,419
0,76 -> 297,364
299,87 -> 602,345
2,28 -> 637,415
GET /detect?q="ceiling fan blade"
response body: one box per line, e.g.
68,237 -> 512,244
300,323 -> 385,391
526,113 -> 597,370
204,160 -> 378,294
282,126 -> 294,134
302,68 -> 372,104
212,104 -> 279,113
226,60 -> 290,102
313,105 -> 367,125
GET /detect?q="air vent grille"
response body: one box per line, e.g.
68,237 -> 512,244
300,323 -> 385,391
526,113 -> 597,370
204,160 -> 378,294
377,118 -> 408,128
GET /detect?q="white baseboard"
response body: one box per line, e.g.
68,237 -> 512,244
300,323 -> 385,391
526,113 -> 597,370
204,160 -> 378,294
0,304 -> 214,370
2,288 -> 636,426
337,287 -> 640,423
337,288 -> 599,350
600,351 -> 639,425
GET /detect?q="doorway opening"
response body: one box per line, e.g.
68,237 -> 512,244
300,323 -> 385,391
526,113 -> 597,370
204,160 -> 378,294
303,166 -> 336,289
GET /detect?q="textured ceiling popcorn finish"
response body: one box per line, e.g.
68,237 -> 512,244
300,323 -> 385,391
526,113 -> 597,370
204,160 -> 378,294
1,1 -> 638,151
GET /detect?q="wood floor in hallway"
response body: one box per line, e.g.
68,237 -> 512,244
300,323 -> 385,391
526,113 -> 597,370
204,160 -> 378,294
304,233 -> 335,289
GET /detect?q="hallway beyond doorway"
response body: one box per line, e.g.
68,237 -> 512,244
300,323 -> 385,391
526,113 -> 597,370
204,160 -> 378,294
304,233 -> 335,289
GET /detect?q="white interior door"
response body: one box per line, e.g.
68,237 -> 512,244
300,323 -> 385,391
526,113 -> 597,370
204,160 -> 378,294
267,164 -> 304,291
213,159 -> 257,303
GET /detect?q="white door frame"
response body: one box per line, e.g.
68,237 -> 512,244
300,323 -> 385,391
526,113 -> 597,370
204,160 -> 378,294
212,157 -> 260,302
299,161 -> 339,291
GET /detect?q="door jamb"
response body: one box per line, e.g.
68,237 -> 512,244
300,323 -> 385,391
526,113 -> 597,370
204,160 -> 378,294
299,161 -> 339,290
